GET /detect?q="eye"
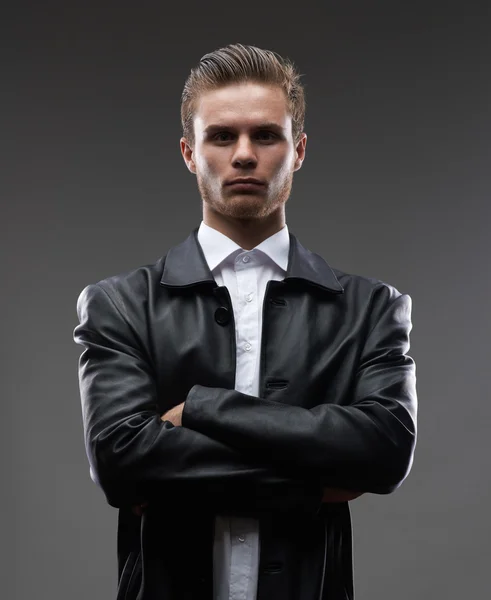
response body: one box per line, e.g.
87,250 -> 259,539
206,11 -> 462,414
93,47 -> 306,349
255,130 -> 277,142
212,131 -> 233,142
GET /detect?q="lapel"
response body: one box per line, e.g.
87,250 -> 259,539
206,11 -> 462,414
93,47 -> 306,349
160,225 -> 345,296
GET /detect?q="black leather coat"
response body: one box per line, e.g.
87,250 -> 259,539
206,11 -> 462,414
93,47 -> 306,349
73,226 -> 417,600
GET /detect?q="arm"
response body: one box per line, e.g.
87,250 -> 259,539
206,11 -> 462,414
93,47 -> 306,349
130,405 -> 362,515
73,283 -> 324,511
160,402 -> 364,505
182,286 -> 417,494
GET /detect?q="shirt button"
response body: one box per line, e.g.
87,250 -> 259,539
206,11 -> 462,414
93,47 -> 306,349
243,256 -> 250,263
238,536 -> 245,542
244,343 -> 251,351
246,294 -> 253,302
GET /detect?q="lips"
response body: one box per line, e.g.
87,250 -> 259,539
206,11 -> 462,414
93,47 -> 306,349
226,182 -> 265,193
225,178 -> 265,186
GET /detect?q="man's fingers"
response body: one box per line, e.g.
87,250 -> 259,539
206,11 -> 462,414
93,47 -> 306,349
131,502 -> 149,516
322,488 -> 363,503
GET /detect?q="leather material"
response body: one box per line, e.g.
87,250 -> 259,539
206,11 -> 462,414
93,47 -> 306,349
74,226 -> 417,599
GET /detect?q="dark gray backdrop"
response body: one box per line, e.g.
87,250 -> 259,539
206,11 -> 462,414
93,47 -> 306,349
3,2 -> 490,599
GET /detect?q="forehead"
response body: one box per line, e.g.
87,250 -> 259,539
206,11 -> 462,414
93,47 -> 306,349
193,82 -> 291,130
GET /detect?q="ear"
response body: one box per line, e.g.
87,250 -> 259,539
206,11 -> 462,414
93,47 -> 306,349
293,133 -> 307,172
180,137 -> 196,174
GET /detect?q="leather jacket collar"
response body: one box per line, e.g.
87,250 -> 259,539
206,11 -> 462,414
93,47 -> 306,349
160,226 -> 345,295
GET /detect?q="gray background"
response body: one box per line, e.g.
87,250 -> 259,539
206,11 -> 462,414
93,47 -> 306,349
3,2 -> 490,598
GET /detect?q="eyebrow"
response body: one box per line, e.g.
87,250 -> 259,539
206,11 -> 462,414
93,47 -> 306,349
203,122 -> 285,135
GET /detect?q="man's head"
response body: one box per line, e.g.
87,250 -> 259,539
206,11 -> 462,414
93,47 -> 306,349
180,44 -> 307,231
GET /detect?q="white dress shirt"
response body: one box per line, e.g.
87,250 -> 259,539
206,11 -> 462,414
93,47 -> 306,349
197,219 -> 290,600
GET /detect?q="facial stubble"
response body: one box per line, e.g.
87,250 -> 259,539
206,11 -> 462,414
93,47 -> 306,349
196,170 -> 294,221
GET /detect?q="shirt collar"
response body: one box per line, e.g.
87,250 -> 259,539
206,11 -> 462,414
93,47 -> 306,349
197,219 -> 290,273
160,223 -> 344,295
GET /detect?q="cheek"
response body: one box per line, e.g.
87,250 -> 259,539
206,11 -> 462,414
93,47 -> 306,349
268,148 -> 294,176
270,156 -> 293,181
196,152 -> 221,179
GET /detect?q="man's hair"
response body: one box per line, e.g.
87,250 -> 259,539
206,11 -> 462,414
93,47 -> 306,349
181,43 -> 306,146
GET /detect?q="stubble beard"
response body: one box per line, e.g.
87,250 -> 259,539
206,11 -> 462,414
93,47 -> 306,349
197,171 -> 294,220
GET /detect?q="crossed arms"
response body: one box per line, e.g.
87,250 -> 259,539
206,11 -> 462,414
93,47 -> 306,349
74,282 -> 417,512
156,401 -> 362,509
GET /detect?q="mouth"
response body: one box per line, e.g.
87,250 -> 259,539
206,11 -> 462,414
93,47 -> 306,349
227,182 -> 265,190
225,177 -> 265,185
224,179 -> 266,192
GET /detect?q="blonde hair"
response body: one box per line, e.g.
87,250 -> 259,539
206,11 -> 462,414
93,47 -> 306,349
181,43 -> 306,146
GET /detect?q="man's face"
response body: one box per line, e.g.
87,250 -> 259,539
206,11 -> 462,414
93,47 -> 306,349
181,82 -> 306,220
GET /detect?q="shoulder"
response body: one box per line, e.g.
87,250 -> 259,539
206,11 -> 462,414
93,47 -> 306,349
320,264 -> 414,347
331,263 -> 406,299
75,255 -> 166,322
327,264 -> 412,325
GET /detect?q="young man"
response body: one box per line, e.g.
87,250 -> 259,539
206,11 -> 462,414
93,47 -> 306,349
74,44 -> 417,600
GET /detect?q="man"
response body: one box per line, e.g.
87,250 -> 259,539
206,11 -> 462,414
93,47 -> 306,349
73,44 -> 417,600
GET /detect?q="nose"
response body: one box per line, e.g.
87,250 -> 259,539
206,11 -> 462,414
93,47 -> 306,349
232,136 -> 257,169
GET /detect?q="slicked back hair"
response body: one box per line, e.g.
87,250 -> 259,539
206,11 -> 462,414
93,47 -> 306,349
181,43 -> 306,146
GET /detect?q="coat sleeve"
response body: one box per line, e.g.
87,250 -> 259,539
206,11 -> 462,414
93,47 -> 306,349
73,282 -> 323,511
182,284 -> 418,495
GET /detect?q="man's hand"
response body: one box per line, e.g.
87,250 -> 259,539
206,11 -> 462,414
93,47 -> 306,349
161,402 -> 185,427
132,501 -> 149,516
321,487 -> 363,503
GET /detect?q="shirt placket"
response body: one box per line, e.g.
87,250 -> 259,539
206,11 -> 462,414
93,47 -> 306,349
228,250 -> 260,600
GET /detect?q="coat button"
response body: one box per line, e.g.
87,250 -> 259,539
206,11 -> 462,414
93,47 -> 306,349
261,562 -> 283,573
215,306 -> 231,325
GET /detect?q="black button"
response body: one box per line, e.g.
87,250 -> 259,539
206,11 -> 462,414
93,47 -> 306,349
269,297 -> 286,306
261,561 -> 283,573
215,306 -> 231,325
